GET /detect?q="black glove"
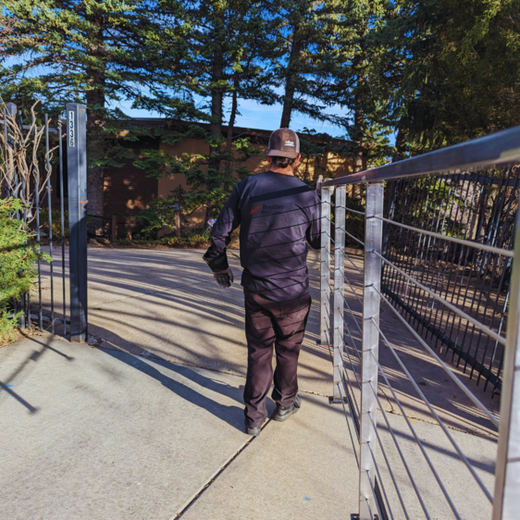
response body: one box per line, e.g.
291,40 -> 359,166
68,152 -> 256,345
213,268 -> 234,288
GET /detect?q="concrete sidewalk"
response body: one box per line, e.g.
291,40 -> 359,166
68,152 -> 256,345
2,248 -> 359,519
48,248 -> 332,397
0,335 -> 356,520
1,247 -> 499,519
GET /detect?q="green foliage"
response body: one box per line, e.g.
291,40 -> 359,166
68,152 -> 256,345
39,209 -> 69,240
0,0 -> 201,214
2,0 -> 518,208
130,196 -> 179,239
368,0 -> 520,154
0,199 -> 40,342
156,234 -> 211,248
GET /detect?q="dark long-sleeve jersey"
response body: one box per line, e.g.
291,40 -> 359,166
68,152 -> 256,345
203,170 -> 321,302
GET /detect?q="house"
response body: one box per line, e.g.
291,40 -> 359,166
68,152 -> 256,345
102,119 -> 359,236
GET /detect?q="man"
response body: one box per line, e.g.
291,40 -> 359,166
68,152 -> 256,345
203,128 -> 321,437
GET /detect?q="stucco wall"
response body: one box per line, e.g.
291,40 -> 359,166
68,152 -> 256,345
157,140 -> 356,227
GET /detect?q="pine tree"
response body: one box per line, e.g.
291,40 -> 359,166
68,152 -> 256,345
371,0 -> 520,153
144,0 -> 275,219
0,0 -> 193,215
269,0 -> 340,129
318,0 -> 393,169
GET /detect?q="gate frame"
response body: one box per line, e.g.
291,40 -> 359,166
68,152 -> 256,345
66,103 -> 88,343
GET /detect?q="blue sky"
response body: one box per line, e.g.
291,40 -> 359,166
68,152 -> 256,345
114,97 -> 347,138
4,53 -> 348,138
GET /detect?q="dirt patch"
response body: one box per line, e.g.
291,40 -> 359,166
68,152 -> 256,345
0,326 -> 44,348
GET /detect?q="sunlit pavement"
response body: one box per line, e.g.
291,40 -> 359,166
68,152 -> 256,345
0,248 -> 497,519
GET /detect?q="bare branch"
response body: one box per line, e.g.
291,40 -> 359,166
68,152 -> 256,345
0,99 -> 57,224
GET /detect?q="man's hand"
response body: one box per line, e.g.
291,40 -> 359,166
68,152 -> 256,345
213,268 -> 234,288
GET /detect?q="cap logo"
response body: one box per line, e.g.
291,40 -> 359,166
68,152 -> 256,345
284,140 -> 295,147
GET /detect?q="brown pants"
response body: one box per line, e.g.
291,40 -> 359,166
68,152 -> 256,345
243,289 -> 312,428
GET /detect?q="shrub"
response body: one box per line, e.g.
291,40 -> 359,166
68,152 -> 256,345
130,197 -> 178,239
157,234 -> 210,248
39,208 -> 69,240
0,198 -> 43,343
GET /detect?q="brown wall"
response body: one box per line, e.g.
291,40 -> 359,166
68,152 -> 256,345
102,125 -> 358,232
104,162 -> 158,218
157,138 -> 356,226
103,138 -> 159,230
157,140 -> 274,226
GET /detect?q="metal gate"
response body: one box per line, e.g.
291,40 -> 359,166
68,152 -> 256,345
1,101 -> 88,343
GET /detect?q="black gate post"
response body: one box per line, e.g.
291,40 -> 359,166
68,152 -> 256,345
66,103 -> 88,343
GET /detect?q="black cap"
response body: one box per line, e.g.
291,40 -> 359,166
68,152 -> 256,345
267,128 -> 300,159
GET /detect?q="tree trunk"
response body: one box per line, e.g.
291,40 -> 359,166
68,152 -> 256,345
85,13 -> 106,221
209,42 -> 223,175
226,78 -> 239,175
393,120 -> 408,162
352,46 -> 367,174
353,102 -> 365,172
280,27 -> 303,128
85,92 -> 105,219
206,39 -> 224,222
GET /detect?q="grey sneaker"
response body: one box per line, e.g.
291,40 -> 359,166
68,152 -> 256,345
245,422 -> 261,437
272,394 -> 301,422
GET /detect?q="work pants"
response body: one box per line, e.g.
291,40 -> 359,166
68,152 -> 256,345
243,289 -> 312,428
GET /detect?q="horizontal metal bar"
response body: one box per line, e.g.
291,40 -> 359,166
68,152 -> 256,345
367,438 -> 396,520
370,320 -> 494,502
366,383 -> 431,519
344,229 -> 365,247
0,120 -> 59,134
344,274 -> 363,304
338,382 -> 361,467
342,294 -> 363,334
375,216 -> 514,258
374,251 -> 507,347
343,343 -> 361,383
344,336 -> 362,361
341,364 -> 361,422
365,464 -> 389,520
346,207 -> 365,216
374,286 -> 500,429
345,252 -> 365,276
365,495 -> 375,520
343,353 -> 361,389
381,284 -> 502,389
322,125 -> 520,187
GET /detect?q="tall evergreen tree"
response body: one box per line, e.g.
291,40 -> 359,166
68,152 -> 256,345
0,0 -> 194,215
319,0 -> 392,169
269,0 -> 340,129
147,0 -> 275,219
371,0 -> 520,154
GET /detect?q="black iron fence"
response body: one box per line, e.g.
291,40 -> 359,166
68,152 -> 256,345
1,101 -> 88,342
382,167 -> 518,395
